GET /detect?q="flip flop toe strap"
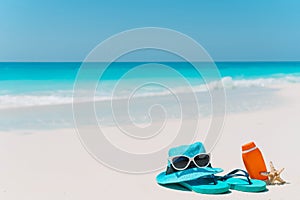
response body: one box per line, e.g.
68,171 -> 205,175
220,169 -> 252,185
210,174 -> 218,185
200,174 -> 218,185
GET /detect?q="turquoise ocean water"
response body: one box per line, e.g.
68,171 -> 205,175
0,62 -> 300,130
1,62 -> 300,109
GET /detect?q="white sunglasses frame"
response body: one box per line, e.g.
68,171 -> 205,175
168,153 -> 211,171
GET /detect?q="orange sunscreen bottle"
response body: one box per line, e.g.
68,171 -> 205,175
242,142 -> 268,180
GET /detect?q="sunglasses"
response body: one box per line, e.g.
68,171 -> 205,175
169,153 -> 211,171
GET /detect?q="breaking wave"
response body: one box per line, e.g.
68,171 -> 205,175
0,75 -> 300,109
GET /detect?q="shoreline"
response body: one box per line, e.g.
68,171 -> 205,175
0,83 -> 286,131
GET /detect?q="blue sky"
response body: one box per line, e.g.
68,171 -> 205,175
0,0 -> 299,61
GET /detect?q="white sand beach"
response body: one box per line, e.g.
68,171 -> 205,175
0,84 -> 299,200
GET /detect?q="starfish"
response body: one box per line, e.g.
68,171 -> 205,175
261,161 -> 287,185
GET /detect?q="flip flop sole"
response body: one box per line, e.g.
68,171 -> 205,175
179,179 -> 230,194
225,178 -> 267,192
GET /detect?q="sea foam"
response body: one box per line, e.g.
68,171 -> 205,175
0,75 -> 299,109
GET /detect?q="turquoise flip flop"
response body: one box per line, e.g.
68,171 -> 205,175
219,169 -> 267,192
179,175 -> 230,194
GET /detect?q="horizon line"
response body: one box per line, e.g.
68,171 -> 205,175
0,60 -> 300,63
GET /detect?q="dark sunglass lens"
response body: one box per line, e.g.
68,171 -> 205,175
171,156 -> 190,169
194,154 -> 210,167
